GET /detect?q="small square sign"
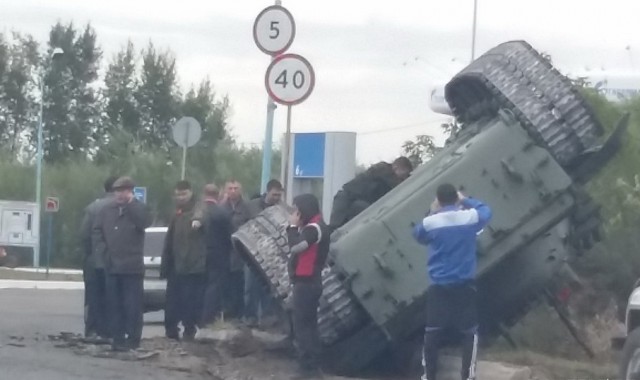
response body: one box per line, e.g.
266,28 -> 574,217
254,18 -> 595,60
134,187 -> 147,203
45,197 -> 59,212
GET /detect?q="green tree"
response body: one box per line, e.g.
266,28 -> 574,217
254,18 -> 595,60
70,24 -> 103,156
40,22 -> 102,162
401,122 -> 458,166
97,40 -> 140,163
0,33 -> 39,159
401,134 -> 437,167
135,42 -> 180,150
177,78 -> 229,180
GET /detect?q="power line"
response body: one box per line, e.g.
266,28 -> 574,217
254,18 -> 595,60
358,118 -> 450,135
235,118 -> 450,147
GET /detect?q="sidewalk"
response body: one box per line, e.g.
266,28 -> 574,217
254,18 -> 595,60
0,267 -> 83,282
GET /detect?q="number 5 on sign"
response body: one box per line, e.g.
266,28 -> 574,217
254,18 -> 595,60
253,5 -> 296,56
265,54 -> 315,106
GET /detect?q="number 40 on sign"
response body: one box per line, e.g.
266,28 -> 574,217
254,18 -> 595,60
265,53 -> 315,106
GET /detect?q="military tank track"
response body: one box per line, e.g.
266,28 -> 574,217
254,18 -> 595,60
230,42 -> 610,362
445,40 -> 603,167
231,205 -> 366,346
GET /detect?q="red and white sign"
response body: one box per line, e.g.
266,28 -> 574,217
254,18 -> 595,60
253,5 -> 296,56
45,197 -> 59,213
265,53 -> 315,106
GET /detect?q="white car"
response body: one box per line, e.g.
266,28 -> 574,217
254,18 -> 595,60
616,279 -> 640,379
143,226 -> 167,312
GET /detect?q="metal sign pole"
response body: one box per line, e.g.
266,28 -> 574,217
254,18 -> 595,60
471,0 -> 478,61
254,2 -> 296,193
181,122 -> 190,180
45,213 -> 53,278
260,63 -> 276,193
283,105 -> 292,201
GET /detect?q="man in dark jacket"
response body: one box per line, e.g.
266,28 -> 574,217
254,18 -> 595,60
244,179 -> 284,325
160,180 -> 207,341
286,193 -> 331,377
93,176 -> 151,351
201,183 -> 234,326
80,175 -> 117,339
220,179 -> 251,319
329,156 -> 413,230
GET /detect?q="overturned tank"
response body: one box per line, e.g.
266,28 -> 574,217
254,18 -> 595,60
232,40 -> 628,374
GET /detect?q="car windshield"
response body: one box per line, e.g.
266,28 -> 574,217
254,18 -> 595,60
144,232 -> 165,257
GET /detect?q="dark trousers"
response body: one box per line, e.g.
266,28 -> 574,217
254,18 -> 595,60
165,273 -> 206,337
83,267 -> 109,337
329,190 -> 351,228
422,282 -> 478,380
292,280 -> 323,370
202,267 -> 229,326
329,190 -> 370,230
105,273 -> 144,349
227,269 -> 245,319
244,265 -> 273,320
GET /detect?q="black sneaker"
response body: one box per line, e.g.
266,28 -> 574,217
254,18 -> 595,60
166,329 -> 180,341
182,330 -> 196,342
111,343 -> 130,352
126,339 -> 140,350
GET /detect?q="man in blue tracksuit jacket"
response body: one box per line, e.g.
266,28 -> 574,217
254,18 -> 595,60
412,183 -> 492,380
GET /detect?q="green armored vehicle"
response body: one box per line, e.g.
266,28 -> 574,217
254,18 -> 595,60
232,40 -> 627,374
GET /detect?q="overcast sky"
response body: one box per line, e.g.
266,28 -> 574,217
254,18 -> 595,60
2,0 -> 640,165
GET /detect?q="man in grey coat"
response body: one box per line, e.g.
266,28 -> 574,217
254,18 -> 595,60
80,175 -> 118,339
220,179 -> 251,319
93,176 -> 151,351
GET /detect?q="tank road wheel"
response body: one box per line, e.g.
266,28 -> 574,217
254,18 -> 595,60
621,328 -> 640,380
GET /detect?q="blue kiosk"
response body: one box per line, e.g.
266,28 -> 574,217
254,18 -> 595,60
282,132 -> 357,217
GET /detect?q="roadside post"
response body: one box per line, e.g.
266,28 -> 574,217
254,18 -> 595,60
44,196 -> 59,278
264,53 -> 315,194
172,117 -> 202,180
253,2 -> 296,192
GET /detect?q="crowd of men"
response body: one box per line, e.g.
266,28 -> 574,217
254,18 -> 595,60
76,154 -> 492,380
79,174 -> 333,376
81,177 -> 282,340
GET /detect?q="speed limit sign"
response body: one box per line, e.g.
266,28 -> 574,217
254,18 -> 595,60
265,53 -> 315,106
253,5 -> 296,56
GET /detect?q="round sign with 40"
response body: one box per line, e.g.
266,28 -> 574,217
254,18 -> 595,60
265,53 -> 315,106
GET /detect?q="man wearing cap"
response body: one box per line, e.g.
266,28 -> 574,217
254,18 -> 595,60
93,176 -> 152,351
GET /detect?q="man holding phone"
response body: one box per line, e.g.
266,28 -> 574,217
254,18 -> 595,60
285,193 -> 331,378
412,184 -> 492,380
93,176 -> 151,351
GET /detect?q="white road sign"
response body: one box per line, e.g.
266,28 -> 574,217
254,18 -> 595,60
265,53 -> 315,106
172,117 -> 202,148
253,5 -> 296,56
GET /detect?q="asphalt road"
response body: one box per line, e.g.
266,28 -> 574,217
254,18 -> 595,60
0,287 -> 205,380
0,282 -> 540,380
